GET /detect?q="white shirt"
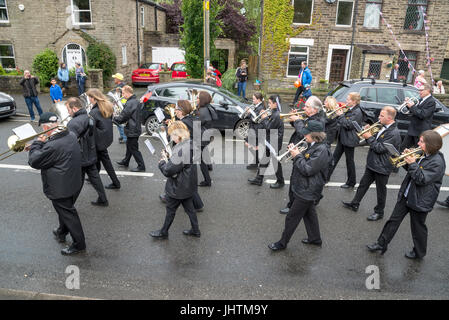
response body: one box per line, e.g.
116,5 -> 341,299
375,122 -> 393,140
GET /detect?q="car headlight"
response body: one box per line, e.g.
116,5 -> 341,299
3,93 -> 14,101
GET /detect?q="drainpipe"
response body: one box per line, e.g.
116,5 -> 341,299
257,0 -> 263,82
348,0 -> 359,80
136,0 -> 141,66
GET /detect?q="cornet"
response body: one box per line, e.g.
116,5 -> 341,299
239,104 -> 257,119
280,111 -> 307,122
357,121 -> 383,140
276,138 -> 308,162
326,103 -> 349,119
397,97 -> 419,115
389,147 -> 423,168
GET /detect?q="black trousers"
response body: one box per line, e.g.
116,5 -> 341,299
199,146 -> 211,184
96,149 -> 120,187
83,164 -> 107,202
52,196 -> 86,249
377,197 -> 429,258
192,191 -> 204,210
279,196 -> 321,248
255,152 -> 284,183
161,196 -> 200,234
400,135 -> 419,152
328,140 -> 356,186
123,137 -> 145,169
293,86 -> 305,106
352,168 -> 389,215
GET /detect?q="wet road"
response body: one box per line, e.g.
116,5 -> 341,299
0,91 -> 449,299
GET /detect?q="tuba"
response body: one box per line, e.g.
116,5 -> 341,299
276,138 -> 308,162
390,147 -> 424,168
164,104 -> 176,127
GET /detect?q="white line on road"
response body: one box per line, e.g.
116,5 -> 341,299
0,164 -> 154,177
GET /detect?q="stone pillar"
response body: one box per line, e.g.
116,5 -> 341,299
85,69 -> 103,92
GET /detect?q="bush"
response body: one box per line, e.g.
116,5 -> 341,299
32,49 -> 59,87
0,65 -> 5,75
221,68 -> 237,93
86,42 -> 116,82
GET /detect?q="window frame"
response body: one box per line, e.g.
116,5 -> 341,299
71,0 -> 93,26
140,6 -> 145,28
292,0 -> 314,26
335,0 -> 355,28
0,44 -> 15,69
368,60 -> 382,80
286,45 -> 309,78
122,45 -> 127,66
403,0 -> 428,31
0,0 -> 9,23
363,0 -> 382,29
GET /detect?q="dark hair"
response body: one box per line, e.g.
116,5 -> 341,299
253,92 -> 263,101
66,97 -> 84,110
268,95 -> 280,104
50,78 -> 57,82
177,100 -> 193,116
198,91 -> 212,107
60,62 -> 66,68
310,132 -> 326,143
420,130 -> 442,155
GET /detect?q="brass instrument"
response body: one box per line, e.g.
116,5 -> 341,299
357,121 -> 383,140
397,97 -> 419,115
326,103 -> 349,119
239,104 -> 257,119
390,147 -> 424,168
280,111 -> 307,122
152,129 -> 173,162
164,104 -> 177,127
190,89 -> 199,113
276,138 -> 308,162
107,91 -> 124,117
253,108 -> 272,124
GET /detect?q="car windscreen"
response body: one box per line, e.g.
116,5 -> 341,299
140,63 -> 160,70
329,84 -> 350,101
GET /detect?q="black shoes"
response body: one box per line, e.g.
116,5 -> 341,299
280,207 -> 290,214
246,164 -> 258,170
53,228 -> 66,243
199,181 -> 211,187
248,177 -> 263,186
342,201 -> 359,212
131,167 -> 145,172
367,213 -> 383,221
61,245 -> 86,255
116,161 -> 128,167
183,229 -> 201,237
340,184 -> 355,189
301,239 -> 322,246
105,183 -> 120,190
91,200 -> 109,207
270,182 -> 285,189
207,165 -> 213,171
149,230 -> 168,239
405,250 -> 421,260
268,242 -> 285,251
196,206 -> 204,213
366,242 -> 387,255
159,194 -> 167,203
436,200 -> 449,208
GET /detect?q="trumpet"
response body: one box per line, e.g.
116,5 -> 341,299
326,103 -> 349,119
253,108 -> 272,124
276,138 -> 308,162
280,111 -> 307,122
389,147 -> 424,168
397,97 -> 419,115
357,121 -> 383,140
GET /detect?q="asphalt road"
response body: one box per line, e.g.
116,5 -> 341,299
1,91 -> 449,300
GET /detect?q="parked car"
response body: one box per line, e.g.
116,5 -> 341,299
170,61 -> 189,79
328,79 -> 449,136
0,92 -> 17,119
139,82 -> 251,139
131,62 -> 166,85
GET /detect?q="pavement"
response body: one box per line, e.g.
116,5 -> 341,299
0,90 -> 449,300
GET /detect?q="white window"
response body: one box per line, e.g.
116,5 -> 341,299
0,44 -> 15,69
336,0 -> 354,27
363,0 -> 382,29
122,45 -> 127,66
0,0 -> 9,23
286,45 -> 309,77
292,0 -> 314,25
404,0 -> 427,31
140,7 -> 145,27
71,0 -> 92,25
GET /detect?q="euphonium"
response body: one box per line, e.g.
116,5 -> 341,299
357,121 -> 383,140
276,138 -> 308,162
396,97 -> 419,115
389,147 -> 424,168
164,104 -> 176,126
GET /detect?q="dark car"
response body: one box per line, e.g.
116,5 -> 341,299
329,80 -> 448,136
0,92 -> 17,119
139,82 -> 251,139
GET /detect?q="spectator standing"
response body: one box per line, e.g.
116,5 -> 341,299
236,60 -> 248,98
433,80 -> 445,94
49,78 -> 63,103
75,62 -> 86,96
112,73 -> 127,144
57,63 -> 69,97
414,70 -> 427,90
292,61 -> 312,107
20,70 -> 43,121
389,64 -> 400,82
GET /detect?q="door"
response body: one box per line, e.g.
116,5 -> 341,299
65,44 -> 83,70
329,49 -> 348,83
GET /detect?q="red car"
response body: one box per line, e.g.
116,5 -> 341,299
131,62 -> 165,85
170,61 -> 188,79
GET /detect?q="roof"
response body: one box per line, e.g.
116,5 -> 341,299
138,0 -> 167,12
355,44 -> 395,55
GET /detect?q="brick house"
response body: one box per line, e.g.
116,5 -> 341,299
261,0 -> 449,90
0,0 -> 166,84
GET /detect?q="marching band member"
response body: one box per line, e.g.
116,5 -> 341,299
280,96 -> 325,214
197,91 -> 214,187
28,112 -> 86,255
269,121 -> 331,251
244,92 -> 265,170
367,130 -> 445,259
327,92 -> 363,189
400,83 -> 436,151
342,106 -> 402,221
323,96 -> 339,146
150,121 -> 201,239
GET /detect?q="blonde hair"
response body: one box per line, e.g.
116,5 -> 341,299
348,92 -> 361,105
86,88 -> 114,118
122,85 -> 133,94
325,96 -> 338,111
167,121 -> 190,141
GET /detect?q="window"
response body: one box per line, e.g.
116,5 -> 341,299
71,0 -> 92,25
122,45 -> 127,66
172,63 -> 186,72
161,87 -> 190,100
404,89 -> 420,101
368,60 -> 382,79
404,0 -> 427,31
377,88 -> 400,105
360,87 -> 377,102
292,0 -> 314,25
140,7 -> 145,27
0,0 -> 8,22
336,0 -> 354,27
0,44 -> 15,69
286,46 -> 308,77
363,0 -> 382,28
440,59 -> 449,80
398,51 -> 418,83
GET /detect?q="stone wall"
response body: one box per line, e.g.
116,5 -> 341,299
0,75 -> 40,93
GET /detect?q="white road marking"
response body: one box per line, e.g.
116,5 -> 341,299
0,164 -> 154,177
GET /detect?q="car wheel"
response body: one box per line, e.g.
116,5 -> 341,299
145,115 -> 161,135
234,119 -> 250,140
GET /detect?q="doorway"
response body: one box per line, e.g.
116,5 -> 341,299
329,49 -> 348,83
62,43 -> 86,71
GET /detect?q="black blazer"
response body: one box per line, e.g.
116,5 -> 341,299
407,96 -> 436,137
67,109 -> 97,167
398,152 -> 445,212
90,104 -> 113,151
260,108 -> 284,151
337,104 -> 363,147
244,102 -> 265,143
28,130 -> 82,200
290,112 -> 326,145
365,122 -> 402,175
389,69 -> 399,82
114,95 -> 142,137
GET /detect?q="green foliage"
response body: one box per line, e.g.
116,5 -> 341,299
32,49 -> 59,87
180,0 -> 222,79
221,68 -> 237,93
86,42 -> 116,82
0,65 -> 5,75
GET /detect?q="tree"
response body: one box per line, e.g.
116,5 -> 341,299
161,0 -> 183,34
32,49 -> 59,87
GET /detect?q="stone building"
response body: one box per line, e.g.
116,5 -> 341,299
0,0 -> 166,84
261,0 -> 449,89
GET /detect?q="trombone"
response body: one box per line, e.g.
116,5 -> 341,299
396,97 -> 419,115
280,111 -> 307,123
357,121 -> 383,140
389,147 -> 424,168
276,138 -> 308,162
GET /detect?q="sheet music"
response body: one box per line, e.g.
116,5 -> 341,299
155,107 -> 165,123
12,123 -> 37,140
144,139 -> 155,154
